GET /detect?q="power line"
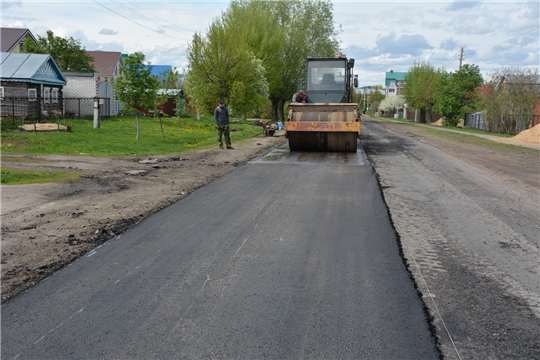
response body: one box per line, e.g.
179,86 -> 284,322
443,50 -> 461,70
92,0 -> 192,42
125,1 -> 197,34
472,27 -> 539,52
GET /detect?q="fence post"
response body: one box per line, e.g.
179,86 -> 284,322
93,97 -> 100,128
11,98 -> 15,125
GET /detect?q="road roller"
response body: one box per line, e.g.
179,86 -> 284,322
286,54 -> 360,152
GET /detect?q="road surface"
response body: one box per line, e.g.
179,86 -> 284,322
2,144 -> 439,358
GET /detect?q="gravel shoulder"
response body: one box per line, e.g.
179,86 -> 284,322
1,134 -> 286,302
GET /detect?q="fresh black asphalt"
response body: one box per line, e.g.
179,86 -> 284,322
2,145 -> 440,359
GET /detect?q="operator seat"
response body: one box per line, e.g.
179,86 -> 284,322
321,73 -> 337,89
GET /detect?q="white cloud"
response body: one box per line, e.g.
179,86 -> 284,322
2,0 -> 538,87
506,3 -> 540,32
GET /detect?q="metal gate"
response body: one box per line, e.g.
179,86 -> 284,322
97,81 -> 113,116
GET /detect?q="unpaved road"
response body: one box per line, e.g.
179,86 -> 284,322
361,117 -> 540,359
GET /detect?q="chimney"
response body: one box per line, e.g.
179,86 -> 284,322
390,70 -> 393,72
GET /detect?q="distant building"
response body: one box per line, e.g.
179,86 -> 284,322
62,51 -> 124,116
0,27 -> 38,53
385,70 -> 406,97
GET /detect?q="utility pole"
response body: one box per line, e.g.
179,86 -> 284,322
459,48 -> 464,69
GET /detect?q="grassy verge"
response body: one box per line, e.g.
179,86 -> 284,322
1,115 -> 264,157
1,167 -> 81,185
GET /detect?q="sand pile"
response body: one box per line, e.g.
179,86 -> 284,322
505,124 -> 540,145
18,123 -> 68,132
431,118 -> 464,127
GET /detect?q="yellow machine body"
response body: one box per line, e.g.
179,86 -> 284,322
285,103 -> 361,152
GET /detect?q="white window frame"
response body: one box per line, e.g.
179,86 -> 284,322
51,88 -> 59,104
0,86 -> 4,99
28,88 -> 37,101
43,87 -> 51,104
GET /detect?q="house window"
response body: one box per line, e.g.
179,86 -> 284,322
389,89 -> 395,93
28,88 -> 37,101
44,87 -> 50,104
51,88 -> 59,103
0,87 -> 4,99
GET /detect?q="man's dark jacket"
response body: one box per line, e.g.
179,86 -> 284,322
214,106 -> 229,125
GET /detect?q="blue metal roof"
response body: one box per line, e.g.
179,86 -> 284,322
145,64 -> 173,79
0,52 -> 66,86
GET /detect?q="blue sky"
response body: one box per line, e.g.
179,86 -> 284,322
2,0 -> 538,87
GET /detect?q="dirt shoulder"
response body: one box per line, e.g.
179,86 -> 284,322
1,134 -> 286,302
364,117 -> 540,190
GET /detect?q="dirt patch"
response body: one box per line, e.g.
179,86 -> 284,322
1,134 -> 286,302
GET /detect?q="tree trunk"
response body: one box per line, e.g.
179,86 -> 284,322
271,100 -> 279,122
278,99 -> 285,122
136,114 -> 140,140
425,109 -> 432,123
418,109 -> 426,123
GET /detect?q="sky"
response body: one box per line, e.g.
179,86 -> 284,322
2,0 -> 539,87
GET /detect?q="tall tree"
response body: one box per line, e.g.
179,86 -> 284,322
186,0 -> 340,122
114,52 -> 160,140
403,60 -> 444,123
434,64 -> 483,126
223,0 -> 340,121
22,30 -> 94,72
184,16 -> 269,118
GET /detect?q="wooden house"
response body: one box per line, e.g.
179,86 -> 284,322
1,52 -> 66,120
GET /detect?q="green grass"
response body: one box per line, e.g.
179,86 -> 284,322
1,167 -> 81,185
1,115 -> 264,156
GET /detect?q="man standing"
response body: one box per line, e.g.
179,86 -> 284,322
214,99 -> 233,149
